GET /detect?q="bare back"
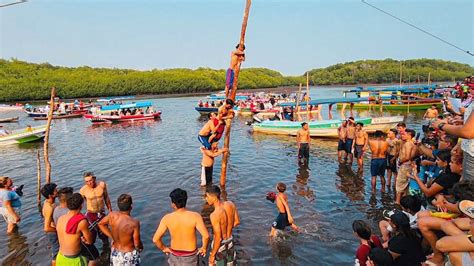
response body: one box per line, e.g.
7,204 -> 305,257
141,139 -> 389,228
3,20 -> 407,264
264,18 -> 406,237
163,210 -> 202,251
222,201 -> 239,239
275,193 -> 288,214
108,212 -> 140,252
369,139 -> 388,159
210,206 -> 228,242
199,120 -> 214,136
56,212 -> 89,256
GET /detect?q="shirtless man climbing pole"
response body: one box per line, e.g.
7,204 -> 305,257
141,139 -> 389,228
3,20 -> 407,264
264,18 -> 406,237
152,188 -> 209,265
368,131 -> 389,192
98,194 -> 143,266
198,113 -> 220,150
297,122 -> 311,166
225,44 -> 246,98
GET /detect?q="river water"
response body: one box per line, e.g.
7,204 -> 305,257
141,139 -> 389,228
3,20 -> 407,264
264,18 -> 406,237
0,87 -> 427,265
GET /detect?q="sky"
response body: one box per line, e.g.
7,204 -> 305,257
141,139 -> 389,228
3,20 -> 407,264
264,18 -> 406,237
0,0 -> 473,75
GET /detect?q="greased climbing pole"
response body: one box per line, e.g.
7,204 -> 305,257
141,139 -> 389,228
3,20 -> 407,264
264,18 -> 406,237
220,0 -> 251,187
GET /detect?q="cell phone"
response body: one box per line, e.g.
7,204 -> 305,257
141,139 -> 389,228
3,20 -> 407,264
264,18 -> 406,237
415,132 -> 421,141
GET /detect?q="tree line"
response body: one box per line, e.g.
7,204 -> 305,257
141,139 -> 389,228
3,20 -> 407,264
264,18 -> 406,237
0,58 -> 472,101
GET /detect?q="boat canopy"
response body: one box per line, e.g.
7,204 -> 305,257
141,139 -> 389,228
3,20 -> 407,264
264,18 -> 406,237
101,101 -> 152,111
208,95 -> 250,101
343,84 -> 437,94
97,96 -> 136,102
277,97 -> 371,107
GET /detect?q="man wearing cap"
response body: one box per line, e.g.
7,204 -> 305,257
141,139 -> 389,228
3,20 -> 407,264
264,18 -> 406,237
296,122 -> 310,166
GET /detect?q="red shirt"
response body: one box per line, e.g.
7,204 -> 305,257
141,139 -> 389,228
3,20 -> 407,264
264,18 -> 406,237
355,235 -> 382,266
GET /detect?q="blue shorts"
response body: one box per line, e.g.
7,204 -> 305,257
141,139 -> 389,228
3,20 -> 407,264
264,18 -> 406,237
345,138 -> 354,154
371,158 -> 386,176
198,134 -> 212,149
226,68 -> 234,91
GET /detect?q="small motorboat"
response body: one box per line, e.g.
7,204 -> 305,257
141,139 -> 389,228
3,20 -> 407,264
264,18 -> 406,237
0,117 -> 19,123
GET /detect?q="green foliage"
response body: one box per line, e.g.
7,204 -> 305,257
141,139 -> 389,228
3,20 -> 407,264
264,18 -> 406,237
0,58 -> 471,101
308,58 -> 473,86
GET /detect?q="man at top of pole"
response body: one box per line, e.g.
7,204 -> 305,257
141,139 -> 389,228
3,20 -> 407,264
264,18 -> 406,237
225,43 -> 246,98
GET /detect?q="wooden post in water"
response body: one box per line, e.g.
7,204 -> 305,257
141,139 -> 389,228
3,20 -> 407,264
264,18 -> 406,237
295,83 -> 302,120
428,72 -> 431,85
306,73 -> 310,118
36,150 -> 41,205
44,87 -> 55,184
399,61 -> 403,87
220,0 -> 251,187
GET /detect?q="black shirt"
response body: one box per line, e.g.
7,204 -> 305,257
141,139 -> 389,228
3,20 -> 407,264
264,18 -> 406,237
388,234 -> 424,266
433,172 -> 461,195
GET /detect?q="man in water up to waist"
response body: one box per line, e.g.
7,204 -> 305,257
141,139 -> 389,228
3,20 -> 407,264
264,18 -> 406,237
297,122 -> 310,166
79,172 -> 112,248
369,131 -> 389,192
153,188 -> 209,265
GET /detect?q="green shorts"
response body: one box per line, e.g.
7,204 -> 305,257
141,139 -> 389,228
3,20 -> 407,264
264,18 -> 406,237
56,252 -> 88,266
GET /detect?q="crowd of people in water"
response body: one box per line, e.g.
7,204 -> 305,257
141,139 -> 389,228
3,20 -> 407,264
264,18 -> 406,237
330,77 -> 473,266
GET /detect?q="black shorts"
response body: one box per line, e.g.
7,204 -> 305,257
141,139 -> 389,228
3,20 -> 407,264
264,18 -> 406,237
337,140 -> 346,151
298,143 -> 310,160
387,155 -> 398,173
354,145 -> 364,159
371,158 -> 386,176
272,212 -> 291,230
80,242 -> 99,261
345,139 -> 354,154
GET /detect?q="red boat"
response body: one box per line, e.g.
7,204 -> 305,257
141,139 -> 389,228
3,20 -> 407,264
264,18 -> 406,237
83,101 -> 161,124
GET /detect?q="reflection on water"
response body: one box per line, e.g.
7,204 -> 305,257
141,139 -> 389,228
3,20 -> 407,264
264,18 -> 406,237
1,87 -> 429,264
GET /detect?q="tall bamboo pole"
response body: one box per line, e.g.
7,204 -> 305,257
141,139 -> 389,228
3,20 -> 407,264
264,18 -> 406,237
399,61 -> 403,87
428,72 -> 431,85
36,150 -> 41,205
44,87 -> 55,184
295,83 -> 302,117
306,72 -> 310,118
221,0 -> 251,187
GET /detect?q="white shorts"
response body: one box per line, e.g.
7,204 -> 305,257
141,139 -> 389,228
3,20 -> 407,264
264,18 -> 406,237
0,207 -> 21,224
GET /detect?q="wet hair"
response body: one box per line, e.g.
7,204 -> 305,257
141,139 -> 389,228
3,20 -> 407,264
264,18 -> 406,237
450,180 -> 474,201
117,194 -> 132,211
41,183 -> 57,199
83,171 -> 96,179
444,135 -> 458,148
368,247 -> 394,266
374,130 -> 384,138
208,112 -> 216,119
400,195 -> 422,213
58,187 -> 73,203
405,129 -> 416,138
67,193 -> 84,210
356,122 -> 364,127
225,99 -> 235,107
397,122 -> 406,128
301,122 -> 308,127
206,185 -> 221,199
352,220 -> 372,241
236,43 -> 245,50
276,182 -> 286,193
436,149 -> 451,163
170,188 -> 187,209
0,176 -> 9,189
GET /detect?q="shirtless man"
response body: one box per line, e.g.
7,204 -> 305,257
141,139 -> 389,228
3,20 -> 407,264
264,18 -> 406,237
423,104 -> 439,120
221,198 -> 240,265
98,194 -> 143,266
386,129 -> 401,190
396,129 -> 417,205
79,172 -> 112,247
200,142 -> 228,186
56,193 -> 93,265
225,44 -> 245,98
198,113 -> 220,150
152,188 -> 209,265
218,99 -> 235,125
368,131 -> 389,192
337,120 -> 348,163
354,122 -> 369,170
346,117 -> 356,164
270,182 -> 299,237
205,185 -> 229,266
41,183 -> 58,266
297,122 -> 310,165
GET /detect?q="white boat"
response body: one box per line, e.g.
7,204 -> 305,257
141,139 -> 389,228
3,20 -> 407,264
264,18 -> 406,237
0,104 -> 23,112
0,125 -> 47,145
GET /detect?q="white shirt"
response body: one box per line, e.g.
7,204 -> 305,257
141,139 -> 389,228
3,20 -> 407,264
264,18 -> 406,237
461,103 -> 474,157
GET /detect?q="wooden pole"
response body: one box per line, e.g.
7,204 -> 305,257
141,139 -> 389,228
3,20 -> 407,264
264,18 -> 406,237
44,87 -> 55,184
306,72 -> 310,119
399,61 -> 403,87
220,0 -> 251,187
36,150 -> 42,205
295,83 -> 302,118
428,72 -> 431,85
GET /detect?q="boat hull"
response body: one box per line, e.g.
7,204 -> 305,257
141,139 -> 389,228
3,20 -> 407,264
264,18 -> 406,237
252,116 -> 404,138
84,112 -> 162,123
0,126 -> 47,145
0,117 -> 19,123
195,107 -> 218,115
33,113 -> 83,120
336,102 -> 442,111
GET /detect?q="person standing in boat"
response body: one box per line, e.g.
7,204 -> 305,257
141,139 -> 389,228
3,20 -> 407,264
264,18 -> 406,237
79,172 -> 112,249
297,122 -> 311,166
152,188 -> 209,265
368,131 -> 389,192
354,122 -> 368,171
225,44 -> 245,98
337,120 -> 348,163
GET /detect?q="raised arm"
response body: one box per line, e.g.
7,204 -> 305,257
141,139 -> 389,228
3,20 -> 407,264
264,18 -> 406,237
433,112 -> 474,139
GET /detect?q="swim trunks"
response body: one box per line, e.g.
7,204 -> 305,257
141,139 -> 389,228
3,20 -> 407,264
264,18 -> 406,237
386,154 -> 397,173
298,143 -> 310,162
85,211 -> 108,245
226,68 -> 235,93
55,252 -> 88,266
213,237 -> 236,266
345,138 -> 354,154
80,242 -> 100,262
272,212 -> 291,230
201,166 -> 213,186
46,232 -> 59,260
110,247 -> 141,266
370,158 -> 386,176
0,207 -> 21,224
354,144 -> 364,159
198,134 -> 212,150
337,139 -> 346,151
396,164 -> 411,195
168,249 -> 198,266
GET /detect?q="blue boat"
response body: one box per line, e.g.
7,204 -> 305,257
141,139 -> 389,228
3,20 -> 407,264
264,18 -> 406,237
195,107 -> 219,115
101,101 -> 153,111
